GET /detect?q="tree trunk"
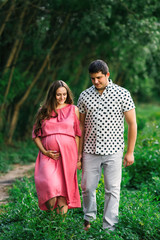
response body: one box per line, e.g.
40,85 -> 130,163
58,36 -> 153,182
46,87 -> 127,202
7,104 -> 20,144
36,70 -> 57,104
0,3 -> 36,127
6,105 -> 12,132
0,40 -> 23,128
1,4 -> 37,107
0,0 -> 8,10
7,14 -> 70,144
34,78 -> 49,106
0,0 -> 15,36
24,70 -> 57,138
22,61 -> 34,77
3,40 -> 23,103
2,5 -> 27,76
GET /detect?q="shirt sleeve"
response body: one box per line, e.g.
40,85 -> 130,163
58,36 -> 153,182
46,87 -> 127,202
122,90 -> 135,112
32,124 -> 42,139
77,93 -> 86,114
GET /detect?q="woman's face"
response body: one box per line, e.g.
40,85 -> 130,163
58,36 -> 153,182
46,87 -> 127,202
56,87 -> 67,105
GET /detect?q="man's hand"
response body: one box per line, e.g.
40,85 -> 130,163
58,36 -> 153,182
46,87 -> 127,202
77,161 -> 82,170
123,152 -> 134,167
77,153 -> 82,170
78,153 -> 83,162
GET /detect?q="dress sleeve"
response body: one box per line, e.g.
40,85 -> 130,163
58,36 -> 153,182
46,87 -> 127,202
32,124 -> 42,139
74,110 -> 81,137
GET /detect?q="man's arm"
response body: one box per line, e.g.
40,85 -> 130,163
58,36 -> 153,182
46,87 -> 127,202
78,112 -> 86,162
123,108 -> 137,167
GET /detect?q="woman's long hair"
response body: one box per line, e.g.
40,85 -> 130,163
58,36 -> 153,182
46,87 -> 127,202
34,80 -> 73,137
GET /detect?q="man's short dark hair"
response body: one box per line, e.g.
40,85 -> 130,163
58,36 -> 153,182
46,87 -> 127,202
88,60 -> 109,75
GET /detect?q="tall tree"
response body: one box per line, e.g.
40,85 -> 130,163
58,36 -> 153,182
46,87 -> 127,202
0,0 -> 160,143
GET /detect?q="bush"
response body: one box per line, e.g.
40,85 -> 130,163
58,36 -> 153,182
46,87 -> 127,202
125,121 -> 160,189
117,186 -> 160,240
0,140 -> 37,174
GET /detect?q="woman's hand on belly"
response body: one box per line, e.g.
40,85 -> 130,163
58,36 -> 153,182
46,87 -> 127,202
44,150 -> 61,160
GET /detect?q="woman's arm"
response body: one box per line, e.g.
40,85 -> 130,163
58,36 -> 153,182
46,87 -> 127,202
75,106 -> 81,170
33,137 -> 60,160
78,112 -> 86,161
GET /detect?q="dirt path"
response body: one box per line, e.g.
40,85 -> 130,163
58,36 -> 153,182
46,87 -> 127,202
0,163 -> 35,205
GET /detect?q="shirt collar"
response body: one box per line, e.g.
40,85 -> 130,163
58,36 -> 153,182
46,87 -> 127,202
92,79 -> 113,94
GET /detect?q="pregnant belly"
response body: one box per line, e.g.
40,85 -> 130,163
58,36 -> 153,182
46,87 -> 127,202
42,134 -> 76,153
42,135 -> 60,152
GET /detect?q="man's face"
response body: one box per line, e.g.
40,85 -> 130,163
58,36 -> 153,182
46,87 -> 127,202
90,71 -> 110,91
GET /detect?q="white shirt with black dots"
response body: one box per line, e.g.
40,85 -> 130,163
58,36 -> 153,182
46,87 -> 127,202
77,79 -> 135,155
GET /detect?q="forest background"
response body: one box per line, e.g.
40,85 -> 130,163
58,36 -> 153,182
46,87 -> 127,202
0,0 -> 160,144
0,0 -> 160,239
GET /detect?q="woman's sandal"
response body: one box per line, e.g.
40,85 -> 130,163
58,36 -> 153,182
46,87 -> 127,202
84,220 -> 91,231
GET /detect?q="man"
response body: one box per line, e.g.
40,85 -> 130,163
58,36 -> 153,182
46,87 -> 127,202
77,59 -> 137,231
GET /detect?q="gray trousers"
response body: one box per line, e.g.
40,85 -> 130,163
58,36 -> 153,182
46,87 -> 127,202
81,150 -> 123,230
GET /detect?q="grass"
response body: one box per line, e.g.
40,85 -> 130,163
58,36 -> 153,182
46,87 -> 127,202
0,175 -> 159,239
0,103 -> 160,239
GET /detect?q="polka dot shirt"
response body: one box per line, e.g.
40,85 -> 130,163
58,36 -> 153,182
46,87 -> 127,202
77,79 -> 135,155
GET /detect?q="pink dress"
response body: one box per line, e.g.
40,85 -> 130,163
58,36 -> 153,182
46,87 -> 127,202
32,104 -> 81,210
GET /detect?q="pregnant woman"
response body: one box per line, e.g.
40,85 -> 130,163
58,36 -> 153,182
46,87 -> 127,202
32,80 -> 81,216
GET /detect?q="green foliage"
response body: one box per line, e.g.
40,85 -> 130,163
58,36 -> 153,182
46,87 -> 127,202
124,105 -> 160,189
118,187 -> 160,240
0,0 -> 160,141
0,140 -> 37,174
